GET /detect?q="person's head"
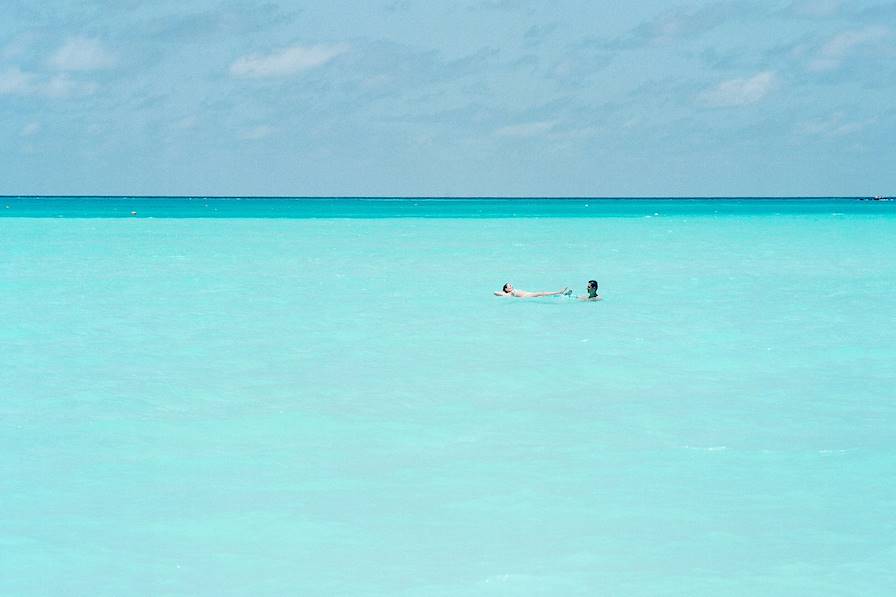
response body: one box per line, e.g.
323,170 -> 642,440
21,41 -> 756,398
502,282 -> 513,293
587,280 -> 598,297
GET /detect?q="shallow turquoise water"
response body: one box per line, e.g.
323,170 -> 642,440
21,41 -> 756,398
1,195 -> 892,218
2,199 -> 895,595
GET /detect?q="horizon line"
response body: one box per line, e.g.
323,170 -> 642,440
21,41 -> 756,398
0,195 -> 882,200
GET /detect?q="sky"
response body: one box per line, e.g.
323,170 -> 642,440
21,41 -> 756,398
1,0 -> 894,196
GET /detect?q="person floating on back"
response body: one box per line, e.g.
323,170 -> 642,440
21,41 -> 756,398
577,280 -> 602,301
494,282 -> 571,298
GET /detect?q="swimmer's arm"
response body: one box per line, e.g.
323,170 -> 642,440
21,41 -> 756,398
494,291 -> 510,296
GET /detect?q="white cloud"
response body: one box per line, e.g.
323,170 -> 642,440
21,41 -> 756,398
698,71 -> 776,107
808,26 -> 889,71
0,67 -> 35,95
174,116 -> 199,130
789,0 -> 841,18
21,122 -> 41,137
49,37 -> 116,71
610,4 -> 756,49
230,44 -> 349,78
239,125 -> 276,140
0,66 -> 96,98
495,121 -> 555,137
799,113 -> 877,136
44,74 -> 97,97
555,125 -> 600,140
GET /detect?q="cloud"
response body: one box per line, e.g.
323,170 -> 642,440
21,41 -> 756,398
44,73 -> 97,97
49,37 -> 116,71
20,122 -> 41,137
230,44 -> 349,78
495,121 -> 555,137
239,125 -> 276,140
698,71 -> 776,107
471,0 -> 528,11
306,40 -> 500,108
523,23 -> 557,47
0,66 -> 96,98
0,66 -> 35,95
799,113 -> 877,136
787,0 -> 842,18
808,26 -> 889,71
384,0 -> 410,11
607,3 -> 759,49
138,4 -> 302,44
174,116 -> 199,130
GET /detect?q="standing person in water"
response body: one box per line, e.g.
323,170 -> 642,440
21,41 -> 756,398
495,283 -> 571,298
577,280 -> 602,301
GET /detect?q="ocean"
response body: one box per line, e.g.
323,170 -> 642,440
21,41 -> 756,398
2,198 -> 894,595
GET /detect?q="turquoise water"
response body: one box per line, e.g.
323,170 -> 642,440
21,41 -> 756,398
2,199 -> 894,595
1,195 -> 892,218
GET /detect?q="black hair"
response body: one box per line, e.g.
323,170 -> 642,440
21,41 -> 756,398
588,280 -> 598,297
503,282 -> 512,292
